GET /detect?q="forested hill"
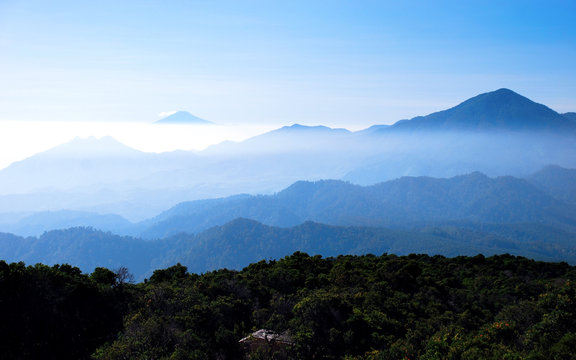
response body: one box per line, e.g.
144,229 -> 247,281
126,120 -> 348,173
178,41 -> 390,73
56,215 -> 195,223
2,218 -> 576,280
141,171 -> 576,239
3,253 -> 576,359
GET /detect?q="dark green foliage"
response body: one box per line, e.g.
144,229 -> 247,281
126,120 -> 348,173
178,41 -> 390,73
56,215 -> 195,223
95,266 -> 251,360
91,267 -> 117,286
4,253 -> 576,359
94,253 -> 576,359
0,261 -> 135,360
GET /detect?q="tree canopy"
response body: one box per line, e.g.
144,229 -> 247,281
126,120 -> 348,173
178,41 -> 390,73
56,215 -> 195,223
3,253 -> 576,359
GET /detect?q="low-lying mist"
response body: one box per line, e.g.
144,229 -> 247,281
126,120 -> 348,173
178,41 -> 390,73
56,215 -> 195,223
0,124 -> 574,223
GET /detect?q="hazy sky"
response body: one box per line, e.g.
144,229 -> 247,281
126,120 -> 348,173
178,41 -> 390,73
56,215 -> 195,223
1,0 -> 575,128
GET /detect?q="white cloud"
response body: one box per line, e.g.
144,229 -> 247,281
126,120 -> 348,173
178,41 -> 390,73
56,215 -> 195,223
158,110 -> 178,118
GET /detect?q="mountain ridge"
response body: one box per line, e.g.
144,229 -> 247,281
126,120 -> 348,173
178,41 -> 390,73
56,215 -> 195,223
140,169 -> 576,239
0,89 -> 575,219
2,217 -> 576,280
381,88 -> 576,133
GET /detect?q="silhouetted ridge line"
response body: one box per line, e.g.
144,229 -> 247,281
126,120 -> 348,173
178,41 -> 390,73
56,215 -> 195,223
384,88 -> 575,132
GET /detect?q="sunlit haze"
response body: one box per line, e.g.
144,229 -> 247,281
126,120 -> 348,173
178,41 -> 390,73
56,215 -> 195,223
1,0 -> 575,171
0,121 -> 283,169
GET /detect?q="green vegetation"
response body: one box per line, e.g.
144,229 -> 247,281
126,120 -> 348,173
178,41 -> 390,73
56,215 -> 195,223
3,219 -> 576,282
0,261 -> 134,360
3,252 -> 576,359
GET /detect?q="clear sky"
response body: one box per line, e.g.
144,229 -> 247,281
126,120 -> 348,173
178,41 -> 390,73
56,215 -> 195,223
1,0 -> 575,128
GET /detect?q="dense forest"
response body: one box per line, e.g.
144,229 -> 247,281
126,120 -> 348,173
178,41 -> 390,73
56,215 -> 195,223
2,252 -> 576,359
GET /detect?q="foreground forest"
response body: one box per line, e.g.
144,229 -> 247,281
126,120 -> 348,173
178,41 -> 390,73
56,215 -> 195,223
2,252 -> 576,359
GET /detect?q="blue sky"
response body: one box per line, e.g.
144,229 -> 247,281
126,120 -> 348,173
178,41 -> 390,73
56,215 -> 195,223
0,0 -> 575,127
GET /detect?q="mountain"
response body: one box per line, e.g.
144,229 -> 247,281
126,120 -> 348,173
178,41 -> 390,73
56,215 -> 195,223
0,124 -> 353,219
161,218 -> 559,274
0,136 -> 158,194
154,111 -> 213,125
2,218 -> 576,280
528,165 -> 576,206
1,89 -> 575,220
166,218 -> 576,273
345,89 -> 576,184
0,228 -> 163,279
265,123 -> 334,131
140,172 -> 576,239
383,89 -> 576,133
0,136 -> 203,219
563,112 -> 576,122
203,123 -> 351,155
0,210 -> 135,237
43,136 -> 142,157
270,123 -> 350,135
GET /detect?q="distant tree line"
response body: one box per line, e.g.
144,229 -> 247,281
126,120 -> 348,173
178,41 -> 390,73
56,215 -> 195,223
2,252 -> 576,359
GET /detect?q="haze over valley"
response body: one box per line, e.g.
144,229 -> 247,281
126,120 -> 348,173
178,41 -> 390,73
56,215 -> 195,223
0,88 -> 575,279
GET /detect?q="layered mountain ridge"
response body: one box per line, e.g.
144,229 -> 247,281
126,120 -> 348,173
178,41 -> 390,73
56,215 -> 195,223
2,211 -> 575,280
0,88 -> 574,230
0,87 -> 576,277
140,169 -> 576,239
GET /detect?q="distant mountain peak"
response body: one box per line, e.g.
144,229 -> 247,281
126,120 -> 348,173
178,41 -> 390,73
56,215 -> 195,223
283,124 -> 330,131
388,88 -> 575,132
42,136 -> 143,158
491,88 -> 516,94
462,88 -> 534,107
155,111 -> 213,125
273,124 -> 350,134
